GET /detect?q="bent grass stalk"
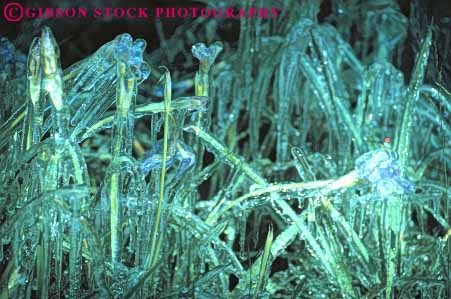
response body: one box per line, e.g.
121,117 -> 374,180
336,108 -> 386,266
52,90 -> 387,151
80,96 -> 207,141
186,124 -> 366,296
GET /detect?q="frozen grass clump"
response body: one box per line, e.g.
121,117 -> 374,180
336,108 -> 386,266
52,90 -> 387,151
0,1 -> 450,298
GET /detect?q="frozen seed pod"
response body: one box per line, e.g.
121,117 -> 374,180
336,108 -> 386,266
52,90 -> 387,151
40,27 -> 64,112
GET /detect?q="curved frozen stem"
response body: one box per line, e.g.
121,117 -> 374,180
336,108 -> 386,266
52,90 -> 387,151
212,171 -> 358,223
186,124 -> 367,295
80,96 -> 207,141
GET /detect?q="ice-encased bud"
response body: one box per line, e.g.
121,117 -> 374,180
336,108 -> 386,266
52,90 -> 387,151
113,33 -> 150,84
27,38 -> 42,105
40,27 -> 64,111
191,41 -> 223,72
355,148 -> 415,196
27,38 -> 41,78
116,62 -> 136,114
40,27 -> 60,77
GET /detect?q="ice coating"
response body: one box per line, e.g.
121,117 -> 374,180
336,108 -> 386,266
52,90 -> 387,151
141,140 -> 195,179
355,148 -> 415,196
0,6 -> 447,298
41,27 -> 65,112
112,33 -> 150,83
191,41 -> 223,72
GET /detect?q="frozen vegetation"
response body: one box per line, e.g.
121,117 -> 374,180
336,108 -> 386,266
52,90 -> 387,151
0,0 -> 450,298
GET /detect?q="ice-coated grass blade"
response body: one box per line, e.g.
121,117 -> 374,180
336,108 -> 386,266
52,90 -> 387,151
147,68 -> 171,270
395,28 -> 432,170
256,225 -> 273,293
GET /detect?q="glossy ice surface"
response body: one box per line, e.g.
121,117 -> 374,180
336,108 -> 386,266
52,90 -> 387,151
0,1 -> 450,298
355,149 -> 415,196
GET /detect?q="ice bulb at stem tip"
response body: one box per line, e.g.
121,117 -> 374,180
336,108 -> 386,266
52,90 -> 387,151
113,34 -> 151,84
192,42 -> 223,73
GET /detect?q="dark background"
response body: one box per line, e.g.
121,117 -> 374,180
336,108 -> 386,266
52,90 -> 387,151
0,0 -> 450,69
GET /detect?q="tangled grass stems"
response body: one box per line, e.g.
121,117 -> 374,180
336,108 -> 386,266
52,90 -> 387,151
0,1 -> 450,298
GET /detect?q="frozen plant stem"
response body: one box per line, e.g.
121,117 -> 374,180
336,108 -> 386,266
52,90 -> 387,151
186,125 -> 367,296
148,68 -> 171,269
112,63 -> 136,156
41,27 -> 87,299
185,125 -> 360,221
110,62 -> 137,265
22,38 -> 43,151
212,171 -> 358,224
190,42 -> 223,172
310,29 -> 363,150
192,42 -> 223,98
184,125 -> 267,185
80,96 -> 207,141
